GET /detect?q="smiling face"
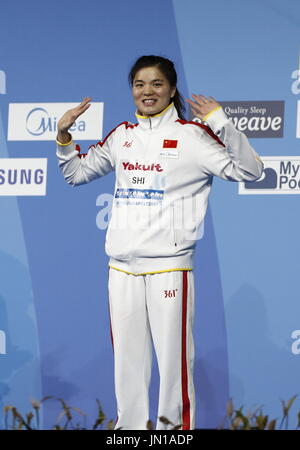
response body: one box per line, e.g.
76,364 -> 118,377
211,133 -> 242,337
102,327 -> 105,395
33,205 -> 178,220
132,66 -> 176,117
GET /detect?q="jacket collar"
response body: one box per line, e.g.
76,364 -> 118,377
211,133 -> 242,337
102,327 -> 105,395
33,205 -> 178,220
135,103 -> 178,131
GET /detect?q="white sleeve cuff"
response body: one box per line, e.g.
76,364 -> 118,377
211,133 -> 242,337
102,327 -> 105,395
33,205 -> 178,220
203,107 -> 230,135
56,141 -> 78,160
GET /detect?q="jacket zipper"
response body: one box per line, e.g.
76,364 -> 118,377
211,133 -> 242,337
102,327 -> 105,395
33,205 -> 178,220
172,203 -> 177,247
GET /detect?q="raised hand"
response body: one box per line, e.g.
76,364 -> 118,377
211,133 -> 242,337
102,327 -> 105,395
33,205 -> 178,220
186,94 -> 220,120
57,97 -> 92,143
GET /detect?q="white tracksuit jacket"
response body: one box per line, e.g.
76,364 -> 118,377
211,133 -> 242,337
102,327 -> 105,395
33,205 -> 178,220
56,103 -> 263,274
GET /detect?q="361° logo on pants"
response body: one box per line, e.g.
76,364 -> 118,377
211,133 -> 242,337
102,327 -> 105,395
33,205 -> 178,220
164,289 -> 178,299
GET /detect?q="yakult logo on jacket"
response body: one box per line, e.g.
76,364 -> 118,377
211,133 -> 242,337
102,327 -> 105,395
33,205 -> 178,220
122,162 -> 163,172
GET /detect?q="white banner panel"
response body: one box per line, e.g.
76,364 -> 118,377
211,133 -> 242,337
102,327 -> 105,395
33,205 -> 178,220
239,156 -> 300,194
297,100 -> 300,138
7,102 -> 103,141
0,158 -> 47,195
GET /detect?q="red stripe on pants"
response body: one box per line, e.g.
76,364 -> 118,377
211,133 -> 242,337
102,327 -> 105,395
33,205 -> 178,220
181,271 -> 190,429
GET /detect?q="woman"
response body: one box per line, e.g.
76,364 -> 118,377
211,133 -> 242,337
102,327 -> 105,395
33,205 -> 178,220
56,55 -> 263,430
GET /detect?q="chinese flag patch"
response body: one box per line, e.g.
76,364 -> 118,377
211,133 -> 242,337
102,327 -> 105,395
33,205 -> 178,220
163,139 -> 178,148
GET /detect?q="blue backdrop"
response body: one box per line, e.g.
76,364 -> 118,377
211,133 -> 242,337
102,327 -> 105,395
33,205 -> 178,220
0,0 -> 299,429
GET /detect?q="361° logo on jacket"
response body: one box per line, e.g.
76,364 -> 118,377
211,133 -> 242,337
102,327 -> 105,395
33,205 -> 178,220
123,140 -> 133,148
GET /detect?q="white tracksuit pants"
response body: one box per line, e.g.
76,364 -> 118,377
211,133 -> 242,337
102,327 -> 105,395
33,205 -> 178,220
108,268 -> 195,430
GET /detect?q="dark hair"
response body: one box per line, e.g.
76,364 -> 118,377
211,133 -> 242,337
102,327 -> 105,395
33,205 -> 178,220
128,55 -> 186,119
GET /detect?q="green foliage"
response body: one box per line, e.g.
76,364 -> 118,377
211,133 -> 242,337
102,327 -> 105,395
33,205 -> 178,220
220,395 -> 299,430
2,395 -> 300,430
2,397 -> 113,430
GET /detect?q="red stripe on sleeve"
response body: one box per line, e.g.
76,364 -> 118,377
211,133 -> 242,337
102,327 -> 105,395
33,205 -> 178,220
176,119 -> 225,147
89,121 -> 138,150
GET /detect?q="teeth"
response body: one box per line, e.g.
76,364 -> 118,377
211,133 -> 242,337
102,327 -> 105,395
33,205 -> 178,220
143,99 -> 156,103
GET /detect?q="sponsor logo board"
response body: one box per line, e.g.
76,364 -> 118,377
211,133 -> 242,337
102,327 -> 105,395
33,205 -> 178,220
7,102 -> 103,141
0,158 -> 47,196
239,157 -> 300,194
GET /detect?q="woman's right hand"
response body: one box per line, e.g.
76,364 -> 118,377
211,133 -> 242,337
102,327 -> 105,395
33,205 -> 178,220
57,97 -> 92,143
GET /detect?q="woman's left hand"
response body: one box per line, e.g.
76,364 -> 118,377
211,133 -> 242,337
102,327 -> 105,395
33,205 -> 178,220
186,94 -> 220,120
